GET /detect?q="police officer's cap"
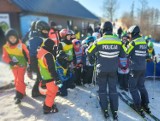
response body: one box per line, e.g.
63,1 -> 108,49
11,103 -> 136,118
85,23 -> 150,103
127,25 -> 140,35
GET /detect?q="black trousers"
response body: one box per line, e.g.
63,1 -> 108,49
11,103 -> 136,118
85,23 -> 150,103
74,67 -> 82,85
118,73 -> 129,89
83,66 -> 94,84
129,70 -> 149,108
97,72 -> 118,112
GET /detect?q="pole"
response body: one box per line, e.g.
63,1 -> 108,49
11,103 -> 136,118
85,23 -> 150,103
152,60 -> 156,99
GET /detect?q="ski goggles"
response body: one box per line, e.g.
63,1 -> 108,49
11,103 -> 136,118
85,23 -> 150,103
75,41 -> 80,45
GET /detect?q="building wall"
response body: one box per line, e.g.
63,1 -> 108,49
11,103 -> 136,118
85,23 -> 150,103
0,0 -> 21,34
49,14 -> 97,30
20,14 -> 49,37
0,0 -> 21,12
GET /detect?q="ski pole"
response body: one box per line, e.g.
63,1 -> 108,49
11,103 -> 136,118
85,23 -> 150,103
152,60 -> 156,99
89,64 -> 96,98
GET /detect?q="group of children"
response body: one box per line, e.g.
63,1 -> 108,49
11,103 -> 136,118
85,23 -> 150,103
1,20 -> 101,114
2,20 -> 155,114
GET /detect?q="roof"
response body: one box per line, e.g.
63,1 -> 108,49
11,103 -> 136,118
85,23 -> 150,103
11,0 -> 99,21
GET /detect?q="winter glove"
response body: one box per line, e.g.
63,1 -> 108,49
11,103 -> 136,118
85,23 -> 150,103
27,64 -> 33,79
9,61 -> 19,66
55,80 -> 63,88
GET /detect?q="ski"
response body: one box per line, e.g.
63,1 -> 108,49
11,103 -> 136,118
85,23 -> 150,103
121,91 -> 160,121
118,92 -> 152,121
96,95 -> 118,121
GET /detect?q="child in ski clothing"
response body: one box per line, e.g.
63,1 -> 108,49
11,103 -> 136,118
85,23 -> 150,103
118,34 -> 129,91
29,20 -> 50,98
2,29 -> 30,104
118,57 -> 129,90
146,41 -> 155,62
82,36 -> 96,86
37,39 -> 60,114
58,29 -> 76,64
72,39 -> 84,86
56,51 -> 75,96
58,29 -> 76,87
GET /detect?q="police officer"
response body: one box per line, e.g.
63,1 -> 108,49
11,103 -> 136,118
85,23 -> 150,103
127,25 -> 150,116
87,21 -> 125,120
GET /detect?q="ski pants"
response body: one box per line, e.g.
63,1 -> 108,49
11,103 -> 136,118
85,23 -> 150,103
129,70 -> 149,107
12,67 -> 26,98
45,81 -> 58,107
74,67 -> 82,85
97,72 -> 118,112
118,73 -> 129,89
83,66 -> 94,84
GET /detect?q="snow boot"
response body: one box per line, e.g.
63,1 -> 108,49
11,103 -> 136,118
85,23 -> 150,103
130,104 -> 145,117
138,109 -> 145,117
15,98 -> 21,104
142,104 -> 151,114
103,109 -> 109,118
112,111 -> 118,120
43,104 -> 58,114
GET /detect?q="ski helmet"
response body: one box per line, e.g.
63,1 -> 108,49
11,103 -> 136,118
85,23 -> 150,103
148,41 -> 153,48
56,50 -> 69,62
85,36 -> 95,45
101,21 -> 113,34
92,32 -> 101,39
127,25 -> 140,36
5,28 -> 19,45
35,20 -> 50,32
59,29 -> 72,39
30,21 -> 37,31
72,39 -> 81,51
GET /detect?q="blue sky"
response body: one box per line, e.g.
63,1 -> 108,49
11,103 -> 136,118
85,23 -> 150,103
77,0 -> 160,19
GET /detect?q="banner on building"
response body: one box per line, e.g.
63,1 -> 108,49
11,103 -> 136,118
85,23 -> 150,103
0,14 -> 10,31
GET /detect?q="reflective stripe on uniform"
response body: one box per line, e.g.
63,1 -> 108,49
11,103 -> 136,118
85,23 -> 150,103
135,50 -> 146,54
99,51 -> 119,58
88,44 -> 96,53
135,53 -> 146,56
122,44 -> 127,53
135,41 -> 146,45
97,40 -> 122,45
127,43 -> 134,54
135,50 -> 146,57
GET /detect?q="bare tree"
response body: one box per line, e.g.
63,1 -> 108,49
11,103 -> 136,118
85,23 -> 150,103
130,1 -> 135,24
103,0 -> 119,21
121,1 -> 135,29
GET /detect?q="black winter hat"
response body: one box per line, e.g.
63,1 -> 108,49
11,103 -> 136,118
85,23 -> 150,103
43,39 -> 55,52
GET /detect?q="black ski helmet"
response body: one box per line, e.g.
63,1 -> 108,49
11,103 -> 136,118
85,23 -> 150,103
5,28 -> 19,45
127,25 -> 140,37
56,50 -> 68,62
30,21 -> 37,31
101,21 -> 113,33
35,20 -> 50,32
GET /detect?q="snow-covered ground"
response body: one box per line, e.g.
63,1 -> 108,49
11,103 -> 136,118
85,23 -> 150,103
0,62 -> 160,121
0,62 -> 14,89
